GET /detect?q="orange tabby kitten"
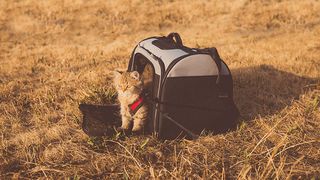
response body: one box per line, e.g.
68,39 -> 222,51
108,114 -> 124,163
113,70 -> 148,132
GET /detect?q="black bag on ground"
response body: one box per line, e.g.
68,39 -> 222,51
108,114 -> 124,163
79,104 -> 120,136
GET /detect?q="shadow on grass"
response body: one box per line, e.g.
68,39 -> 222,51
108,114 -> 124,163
232,65 -> 318,121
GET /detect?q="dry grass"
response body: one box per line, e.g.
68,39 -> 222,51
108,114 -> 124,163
0,0 -> 319,179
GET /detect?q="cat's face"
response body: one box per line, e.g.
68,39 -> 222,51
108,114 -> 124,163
113,71 -> 143,97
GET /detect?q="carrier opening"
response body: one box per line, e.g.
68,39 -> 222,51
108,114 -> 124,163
132,53 -> 155,98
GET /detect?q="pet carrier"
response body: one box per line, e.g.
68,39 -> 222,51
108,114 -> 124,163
80,32 -> 239,139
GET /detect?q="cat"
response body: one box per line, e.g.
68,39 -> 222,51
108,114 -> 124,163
113,70 -> 148,132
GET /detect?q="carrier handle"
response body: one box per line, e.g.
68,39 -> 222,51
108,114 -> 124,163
167,32 -> 183,46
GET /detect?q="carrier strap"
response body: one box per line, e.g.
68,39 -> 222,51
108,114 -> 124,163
162,113 -> 199,139
167,32 -> 183,46
153,98 -> 234,112
207,48 -> 222,84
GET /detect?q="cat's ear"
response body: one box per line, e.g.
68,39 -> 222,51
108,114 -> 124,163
130,71 -> 140,80
113,70 -> 123,78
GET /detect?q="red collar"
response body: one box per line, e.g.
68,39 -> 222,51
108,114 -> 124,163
129,96 -> 144,115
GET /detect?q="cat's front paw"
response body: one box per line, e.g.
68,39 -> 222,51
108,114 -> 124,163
132,125 -> 144,132
117,127 -> 131,134
131,128 -> 144,136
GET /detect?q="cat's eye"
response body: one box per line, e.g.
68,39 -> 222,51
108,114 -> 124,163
122,85 -> 128,91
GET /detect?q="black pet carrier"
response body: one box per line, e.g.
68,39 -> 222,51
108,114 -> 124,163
127,32 -> 239,139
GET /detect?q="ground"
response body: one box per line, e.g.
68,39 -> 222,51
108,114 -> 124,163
0,0 -> 319,179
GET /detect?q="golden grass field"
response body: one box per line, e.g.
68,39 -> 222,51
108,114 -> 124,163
1,0 -> 320,179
